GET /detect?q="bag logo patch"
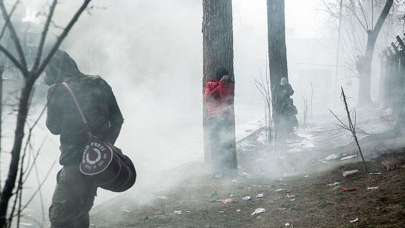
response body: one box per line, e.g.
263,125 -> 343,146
80,141 -> 113,175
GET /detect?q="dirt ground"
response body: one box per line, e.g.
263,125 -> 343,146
91,114 -> 405,228
91,151 -> 405,228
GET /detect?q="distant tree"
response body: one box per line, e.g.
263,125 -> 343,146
0,0 -> 92,227
202,0 -> 237,173
323,0 -> 395,106
356,0 -> 394,105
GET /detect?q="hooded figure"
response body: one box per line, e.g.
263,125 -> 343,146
278,77 -> 294,99
45,51 -> 83,85
275,77 -> 298,135
46,50 -> 123,228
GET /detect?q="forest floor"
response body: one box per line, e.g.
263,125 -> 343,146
91,113 -> 405,228
91,153 -> 405,228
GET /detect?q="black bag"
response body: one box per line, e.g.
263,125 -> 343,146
62,82 -> 136,192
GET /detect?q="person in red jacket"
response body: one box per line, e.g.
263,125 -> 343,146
205,75 -> 233,118
204,69 -> 234,176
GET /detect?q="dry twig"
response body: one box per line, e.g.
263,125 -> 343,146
330,87 -> 368,173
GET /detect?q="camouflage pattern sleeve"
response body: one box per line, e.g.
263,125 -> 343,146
46,85 -> 63,135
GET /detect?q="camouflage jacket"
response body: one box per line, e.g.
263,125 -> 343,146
274,84 -> 295,114
46,75 -> 124,165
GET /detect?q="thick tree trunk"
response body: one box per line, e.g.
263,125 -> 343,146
382,49 -> 395,108
358,33 -> 376,105
397,53 -> 405,131
0,67 -> 3,189
202,0 -> 237,171
357,0 -> 393,106
378,53 -> 387,105
0,67 -> 3,157
267,0 -> 289,128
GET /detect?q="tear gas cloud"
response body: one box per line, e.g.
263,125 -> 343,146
1,0 -> 401,215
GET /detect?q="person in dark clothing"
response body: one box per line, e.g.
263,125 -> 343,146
45,50 -> 123,228
278,77 -> 294,100
275,77 -> 298,136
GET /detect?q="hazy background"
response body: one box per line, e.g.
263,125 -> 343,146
16,0 -> 330,171
1,0 -> 401,222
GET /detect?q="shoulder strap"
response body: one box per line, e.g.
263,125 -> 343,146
62,82 -> 89,125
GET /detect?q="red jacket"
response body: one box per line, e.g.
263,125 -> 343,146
204,80 -> 234,117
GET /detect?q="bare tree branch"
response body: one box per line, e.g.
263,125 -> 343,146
34,0 -> 92,78
7,185 -> 18,228
0,44 -> 24,72
321,0 -> 340,19
0,0 -> 20,41
31,150 -> 46,225
22,138 -> 46,183
358,0 -> 370,29
348,0 -> 369,31
371,0 -> 375,29
329,88 -> 369,173
329,109 -> 349,128
372,0 -> 394,35
32,0 -> 58,72
340,87 -> 368,173
0,0 -> 92,225
0,0 -> 27,72
21,159 -> 57,212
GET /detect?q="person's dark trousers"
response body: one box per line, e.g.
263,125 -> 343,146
208,116 -> 234,176
49,165 -> 97,228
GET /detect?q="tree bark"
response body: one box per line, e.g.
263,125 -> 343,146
202,0 -> 237,171
379,52 -> 390,107
0,67 -> 3,156
267,0 -> 289,128
0,66 -> 3,189
357,0 -> 393,105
